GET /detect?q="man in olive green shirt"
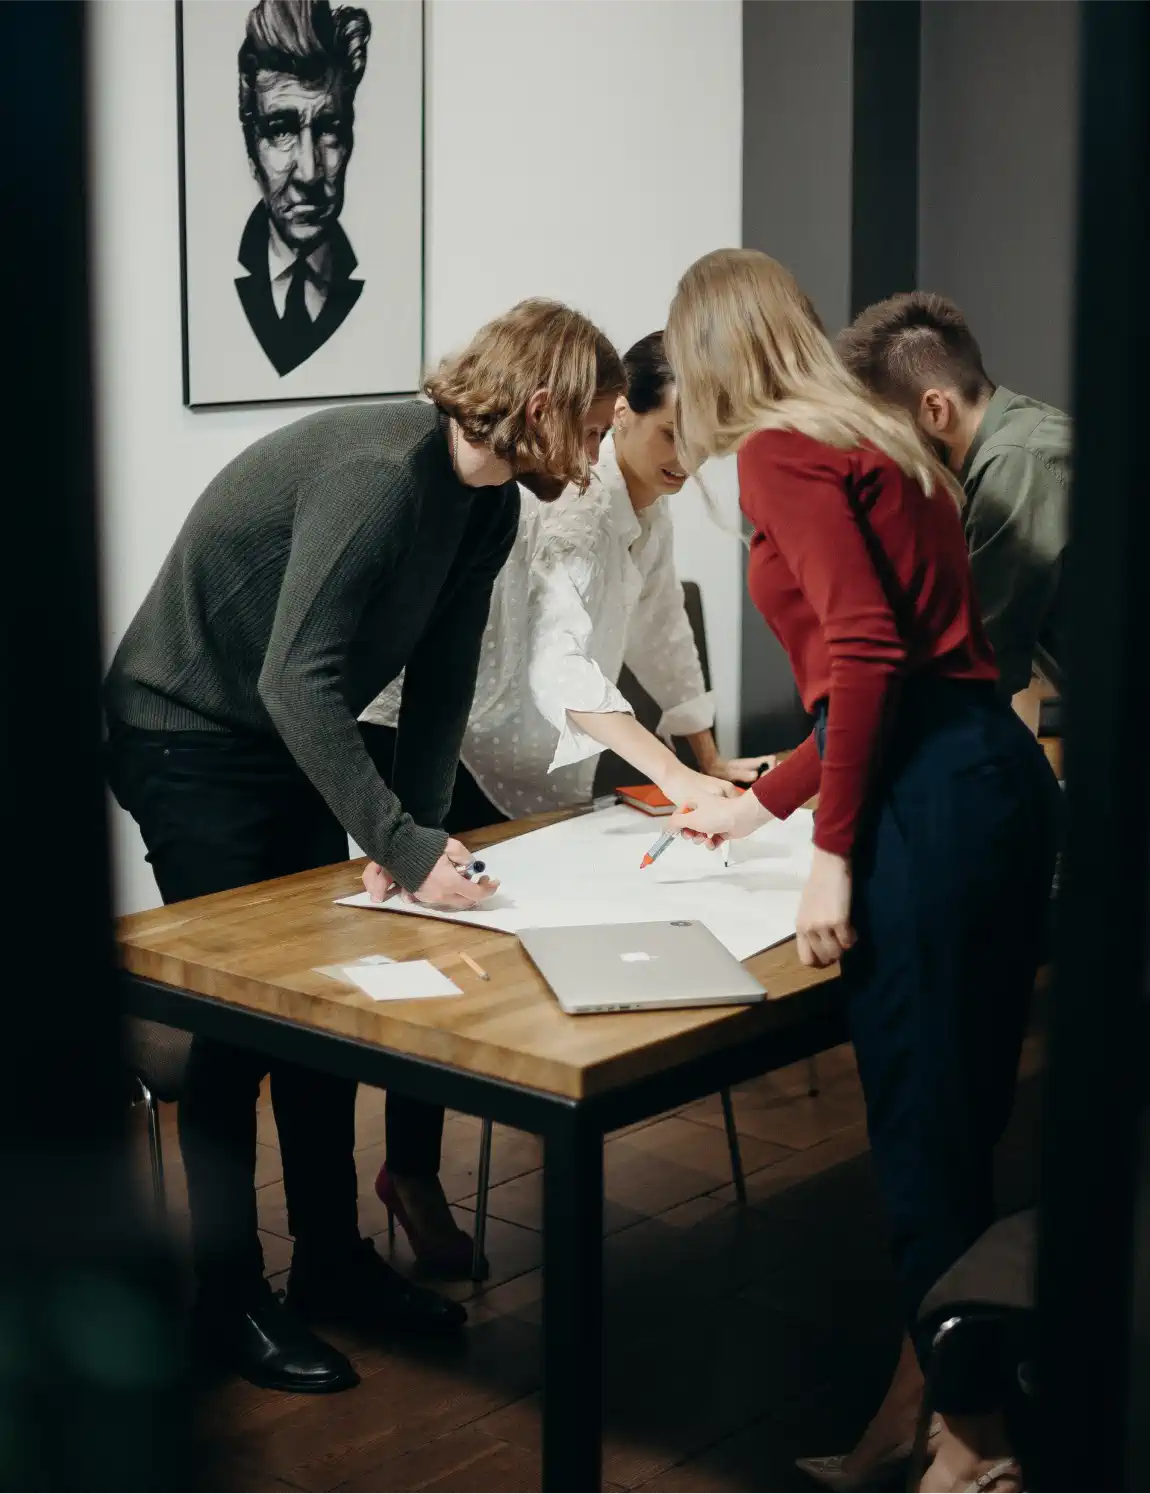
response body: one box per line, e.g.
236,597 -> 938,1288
838,292 -> 1070,703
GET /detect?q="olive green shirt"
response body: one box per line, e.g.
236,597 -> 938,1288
959,385 -> 1071,697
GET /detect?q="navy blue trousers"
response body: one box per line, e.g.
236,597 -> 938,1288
819,681 -> 1060,1353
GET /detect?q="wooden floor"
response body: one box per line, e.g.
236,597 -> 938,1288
138,1037 -> 1045,1493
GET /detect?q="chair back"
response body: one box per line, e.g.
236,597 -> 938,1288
128,1017 -> 193,1103
918,1209 -> 1036,1327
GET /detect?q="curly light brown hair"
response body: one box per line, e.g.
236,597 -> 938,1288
424,299 -> 624,490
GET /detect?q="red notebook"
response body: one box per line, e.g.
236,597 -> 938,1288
615,783 -> 748,815
615,784 -> 675,816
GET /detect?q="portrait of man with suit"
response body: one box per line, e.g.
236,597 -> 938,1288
235,0 -> 372,377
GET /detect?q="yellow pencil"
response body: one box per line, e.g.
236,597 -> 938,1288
459,950 -> 490,981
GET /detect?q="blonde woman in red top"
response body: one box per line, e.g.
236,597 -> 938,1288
664,250 -> 1058,1493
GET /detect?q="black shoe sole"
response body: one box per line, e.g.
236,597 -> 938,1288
233,1363 -> 360,1395
192,1341 -> 360,1395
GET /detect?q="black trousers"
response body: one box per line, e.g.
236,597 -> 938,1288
108,724 -> 361,1296
824,681 -> 1060,1361
359,723 -> 508,1177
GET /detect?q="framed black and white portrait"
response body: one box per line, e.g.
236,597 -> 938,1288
176,0 -> 423,408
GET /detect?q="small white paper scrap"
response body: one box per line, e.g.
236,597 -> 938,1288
342,960 -> 462,1002
314,953 -> 394,982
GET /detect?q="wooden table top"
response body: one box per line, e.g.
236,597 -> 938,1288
116,811 -> 838,1101
1039,734 -> 1062,780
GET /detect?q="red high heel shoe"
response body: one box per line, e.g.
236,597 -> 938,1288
375,1166 -> 489,1280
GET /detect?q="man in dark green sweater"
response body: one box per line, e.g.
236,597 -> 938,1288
107,299 -> 623,1393
838,292 -> 1070,711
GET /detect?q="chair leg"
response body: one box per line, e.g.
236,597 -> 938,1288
806,1055 -> 820,1097
719,1087 -> 747,1205
137,1076 -> 167,1218
472,1118 -> 494,1281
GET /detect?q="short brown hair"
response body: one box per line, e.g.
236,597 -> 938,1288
837,291 -> 993,409
424,299 -> 624,489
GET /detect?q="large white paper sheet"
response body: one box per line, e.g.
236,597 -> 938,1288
336,805 -> 814,961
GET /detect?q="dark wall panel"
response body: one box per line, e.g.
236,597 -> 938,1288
740,0 -> 920,753
851,0 -> 921,316
919,0 -> 1079,409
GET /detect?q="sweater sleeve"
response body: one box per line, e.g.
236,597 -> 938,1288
753,732 -> 822,820
964,445 -> 1067,697
741,434 -> 907,857
257,455 -> 448,892
391,484 -> 521,831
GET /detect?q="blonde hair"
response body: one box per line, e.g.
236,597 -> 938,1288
424,299 -> 624,490
665,249 -> 963,506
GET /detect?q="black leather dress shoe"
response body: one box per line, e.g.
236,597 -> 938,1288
286,1237 -> 467,1337
193,1283 -> 359,1394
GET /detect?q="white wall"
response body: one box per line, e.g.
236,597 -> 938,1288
90,0 -> 743,913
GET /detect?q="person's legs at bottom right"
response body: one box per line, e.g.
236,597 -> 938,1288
846,712 -> 1055,1333
830,704 -> 1056,1486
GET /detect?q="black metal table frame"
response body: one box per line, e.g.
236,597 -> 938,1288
124,971 -> 845,1491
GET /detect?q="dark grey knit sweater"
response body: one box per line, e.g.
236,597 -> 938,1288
105,400 -> 519,891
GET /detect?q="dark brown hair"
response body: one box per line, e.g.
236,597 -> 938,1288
837,291 -> 993,409
424,300 -> 624,490
622,332 -> 673,414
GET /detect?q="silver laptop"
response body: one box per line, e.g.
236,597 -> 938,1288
518,920 -> 766,1015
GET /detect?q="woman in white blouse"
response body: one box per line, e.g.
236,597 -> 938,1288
358,332 -> 770,1273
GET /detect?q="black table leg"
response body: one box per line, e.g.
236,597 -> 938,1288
542,1110 -> 603,1491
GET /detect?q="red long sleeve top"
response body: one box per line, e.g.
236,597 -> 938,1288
742,428 -> 997,858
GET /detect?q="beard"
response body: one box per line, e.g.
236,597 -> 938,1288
517,469 -> 568,503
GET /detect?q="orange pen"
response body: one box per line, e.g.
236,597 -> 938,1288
639,805 -> 693,869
